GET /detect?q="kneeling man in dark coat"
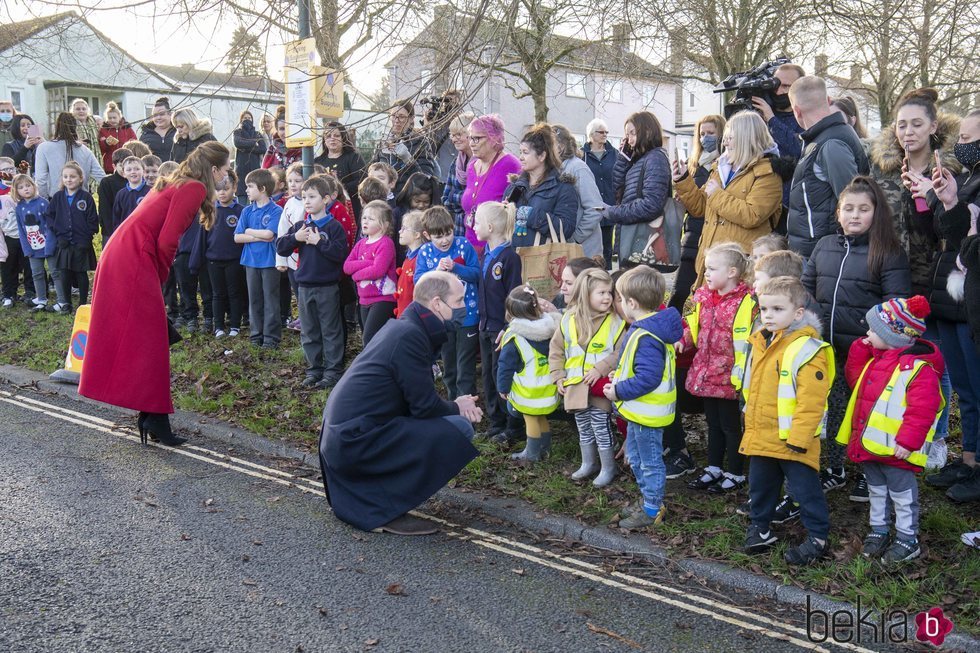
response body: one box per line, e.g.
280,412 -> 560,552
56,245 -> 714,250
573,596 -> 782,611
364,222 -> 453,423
319,271 -> 483,534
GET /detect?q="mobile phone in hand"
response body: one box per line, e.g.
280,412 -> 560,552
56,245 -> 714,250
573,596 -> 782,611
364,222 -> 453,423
27,124 -> 41,139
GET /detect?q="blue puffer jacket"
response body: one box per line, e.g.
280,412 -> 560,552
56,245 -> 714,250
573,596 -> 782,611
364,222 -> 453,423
504,168 -> 579,248
582,142 -> 618,206
606,147 -> 671,226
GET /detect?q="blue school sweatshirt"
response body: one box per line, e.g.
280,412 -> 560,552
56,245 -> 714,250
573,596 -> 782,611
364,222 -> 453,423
276,213 -> 348,287
48,189 -> 98,245
477,242 -> 522,333
16,197 -> 56,258
109,181 -> 150,237
236,201 -> 282,268
189,203 -> 246,274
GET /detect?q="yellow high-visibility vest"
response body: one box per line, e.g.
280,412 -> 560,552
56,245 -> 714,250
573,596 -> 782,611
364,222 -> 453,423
742,335 -> 836,440
612,326 -> 676,427
502,330 -> 560,416
561,312 -> 625,385
835,359 -> 944,468
687,294 -> 756,391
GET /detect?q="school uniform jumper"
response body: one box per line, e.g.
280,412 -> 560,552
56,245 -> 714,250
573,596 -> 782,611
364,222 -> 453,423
414,236 -> 480,399
48,188 -> 98,305
477,241 -> 523,430
237,201 -> 283,347
277,214 -> 349,382
191,202 -> 245,332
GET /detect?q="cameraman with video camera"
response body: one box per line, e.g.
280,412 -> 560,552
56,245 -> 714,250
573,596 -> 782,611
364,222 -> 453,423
419,89 -> 464,179
751,64 -> 806,163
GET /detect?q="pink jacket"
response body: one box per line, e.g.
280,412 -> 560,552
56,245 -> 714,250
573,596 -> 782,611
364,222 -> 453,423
841,337 -> 944,472
343,236 -> 397,305
682,282 -> 753,400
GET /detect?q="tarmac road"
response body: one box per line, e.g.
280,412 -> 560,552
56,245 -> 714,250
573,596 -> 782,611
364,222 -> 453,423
0,384 -> 907,653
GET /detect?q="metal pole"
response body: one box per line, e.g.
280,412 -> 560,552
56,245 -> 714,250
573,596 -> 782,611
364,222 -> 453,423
298,0 -> 314,178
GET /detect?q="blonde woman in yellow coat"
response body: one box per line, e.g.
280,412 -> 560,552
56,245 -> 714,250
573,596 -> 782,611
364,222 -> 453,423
673,111 -> 784,290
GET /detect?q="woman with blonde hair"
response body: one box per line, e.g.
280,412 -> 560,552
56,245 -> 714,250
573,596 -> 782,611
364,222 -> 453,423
668,113 -> 725,311
70,98 -> 102,162
170,107 -> 216,164
441,111 -> 476,235
97,101 -> 137,173
80,141 -> 232,447
672,110 -> 783,288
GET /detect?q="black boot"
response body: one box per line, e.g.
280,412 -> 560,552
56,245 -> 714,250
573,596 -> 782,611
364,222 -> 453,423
137,412 -> 187,447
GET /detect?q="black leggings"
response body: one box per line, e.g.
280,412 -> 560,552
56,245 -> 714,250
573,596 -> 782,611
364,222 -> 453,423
703,397 -> 744,475
58,269 -> 89,306
359,301 -> 395,346
208,259 -> 245,331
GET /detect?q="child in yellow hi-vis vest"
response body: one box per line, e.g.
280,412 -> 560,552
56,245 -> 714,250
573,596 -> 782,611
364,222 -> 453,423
604,266 -> 683,529
497,286 -> 561,463
739,277 -> 834,566
837,296 -> 943,564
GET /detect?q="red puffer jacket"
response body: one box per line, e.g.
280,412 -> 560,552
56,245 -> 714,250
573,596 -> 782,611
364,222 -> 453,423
682,282 -> 752,400
841,337 -> 944,472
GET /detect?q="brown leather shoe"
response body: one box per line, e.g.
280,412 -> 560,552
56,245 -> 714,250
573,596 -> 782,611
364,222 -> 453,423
372,515 -> 438,536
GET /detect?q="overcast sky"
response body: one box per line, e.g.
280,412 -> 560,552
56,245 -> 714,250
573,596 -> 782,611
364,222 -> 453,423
5,1 -> 390,93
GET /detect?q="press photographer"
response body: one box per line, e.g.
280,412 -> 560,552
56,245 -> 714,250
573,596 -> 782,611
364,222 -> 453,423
716,59 -> 806,226
419,89 -> 464,179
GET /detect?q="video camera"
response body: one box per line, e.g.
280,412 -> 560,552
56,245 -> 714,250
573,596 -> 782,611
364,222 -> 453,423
419,91 -> 461,126
714,57 -> 790,119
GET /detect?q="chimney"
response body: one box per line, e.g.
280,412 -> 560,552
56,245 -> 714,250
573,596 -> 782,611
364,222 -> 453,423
850,63 -> 863,85
814,54 -> 828,77
667,29 -> 686,77
611,23 -> 630,53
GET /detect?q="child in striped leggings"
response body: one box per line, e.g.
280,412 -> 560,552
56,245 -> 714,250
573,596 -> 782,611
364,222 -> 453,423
549,269 -> 626,487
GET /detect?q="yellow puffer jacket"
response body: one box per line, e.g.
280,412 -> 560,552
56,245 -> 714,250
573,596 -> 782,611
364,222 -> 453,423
675,154 -> 783,288
738,313 -> 832,471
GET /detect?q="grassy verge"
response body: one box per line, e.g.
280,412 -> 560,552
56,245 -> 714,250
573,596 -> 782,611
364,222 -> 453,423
1,304 -> 978,634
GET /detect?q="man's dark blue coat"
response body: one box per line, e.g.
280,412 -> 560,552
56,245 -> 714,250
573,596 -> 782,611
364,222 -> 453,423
319,302 -> 479,531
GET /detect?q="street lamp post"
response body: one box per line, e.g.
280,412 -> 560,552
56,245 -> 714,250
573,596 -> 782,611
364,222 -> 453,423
298,0 -> 315,178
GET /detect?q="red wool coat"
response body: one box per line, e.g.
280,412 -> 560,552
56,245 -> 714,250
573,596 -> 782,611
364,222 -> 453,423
682,282 -> 753,400
840,337 -> 944,472
79,182 -> 207,413
98,123 -> 138,173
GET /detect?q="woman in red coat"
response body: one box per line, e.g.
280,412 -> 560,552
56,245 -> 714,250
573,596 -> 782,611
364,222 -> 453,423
79,141 -> 231,446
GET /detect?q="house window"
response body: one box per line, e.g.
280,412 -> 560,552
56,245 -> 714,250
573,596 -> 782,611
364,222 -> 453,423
641,85 -> 655,106
566,72 -> 586,98
9,89 -> 22,111
90,97 -> 99,115
420,69 -> 432,88
688,91 -> 696,108
602,80 -> 623,104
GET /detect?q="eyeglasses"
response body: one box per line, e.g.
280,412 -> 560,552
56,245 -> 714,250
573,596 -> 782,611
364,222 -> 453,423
468,135 -> 486,143
595,130 -> 609,135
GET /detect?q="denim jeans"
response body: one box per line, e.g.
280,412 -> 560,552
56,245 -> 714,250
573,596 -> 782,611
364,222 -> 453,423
923,321 -> 951,440
937,320 -> 980,456
625,422 -> 667,513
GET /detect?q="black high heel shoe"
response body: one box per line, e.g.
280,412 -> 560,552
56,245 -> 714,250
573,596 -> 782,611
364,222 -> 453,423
137,412 -> 187,447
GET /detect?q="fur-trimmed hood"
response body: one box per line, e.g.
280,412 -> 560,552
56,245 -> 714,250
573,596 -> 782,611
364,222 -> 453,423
507,312 -> 560,342
753,308 -> 823,337
181,118 -> 214,143
870,112 -> 962,175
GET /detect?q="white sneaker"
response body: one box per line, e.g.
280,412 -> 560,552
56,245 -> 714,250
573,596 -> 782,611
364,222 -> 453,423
31,296 -> 45,306
925,440 -> 949,471
1,298 -> 12,308
214,329 -> 227,338
962,531 -> 980,548
228,328 -> 240,337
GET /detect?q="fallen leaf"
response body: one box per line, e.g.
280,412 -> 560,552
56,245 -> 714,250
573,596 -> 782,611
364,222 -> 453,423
179,533 -> 192,541
267,496 -> 282,503
203,498 -> 214,507
194,372 -> 209,396
511,568 -> 526,576
364,638 -> 379,647
385,583 -> 406,596
253,540 -> 263,546
317,606 -> 328,617
241,554 -> 250,562
243,578 -> 257,586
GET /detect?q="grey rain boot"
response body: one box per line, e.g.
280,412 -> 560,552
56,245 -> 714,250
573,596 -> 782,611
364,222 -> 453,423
571,442 -> 600,480
511,432 -> 552,462
592,447 -> 619,487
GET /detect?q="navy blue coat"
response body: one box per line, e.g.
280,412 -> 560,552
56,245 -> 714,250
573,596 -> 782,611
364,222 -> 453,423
504,169 -> 579,248
582,142 -> 618,205
233,125 -> 267,197
319,302 -> 479,531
